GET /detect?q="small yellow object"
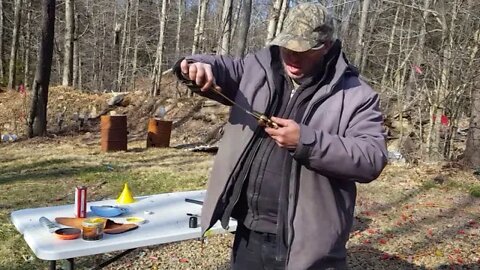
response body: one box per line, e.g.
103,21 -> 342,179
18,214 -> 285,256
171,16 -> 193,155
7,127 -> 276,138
125,217 -> 146,225
204,229 -> 214,237
116,183 -> 135,204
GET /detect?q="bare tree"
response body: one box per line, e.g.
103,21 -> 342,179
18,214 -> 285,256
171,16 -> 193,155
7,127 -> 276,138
62,0 -> 74,86
354,0 -> 370,67
23,0 -> 32,87
218,0 -> 233,54
230,0 -> 242,43
275,0 -> 288,36
266,0 -> 282,44
100,10 -> 107,91
192,0 -> 209,54
405,0 -> 430,100
151,0 -> 168,96
340,0 -> 357,40
464,80 -> 480,167
192,0 -> 202,54
130,0 -> 139,90
175,0 -> 184,59
462,28 -> 480,165
236,0 -> 252,57
28,0 -> 55,137
0,0 -> 4,81
380,6 -> 400,92
73,12 -> 79,89
8,0 -> 23,90
426,0 -> 460,159
359,0 -> 380,72
117,0 -> 130,92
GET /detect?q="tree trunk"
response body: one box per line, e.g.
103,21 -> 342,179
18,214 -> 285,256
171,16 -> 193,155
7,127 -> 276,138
28,0 -> 55,138
0,0 -> 4,81
175,0 -> 184,59
192,0 -> 202,54
340,0 -> 357,40
78,54 -> 82,90
87,0 -> 98,90
275,0 -> 288,36
8,0 -> 23,90
266,0 -> 282,44
124,0 -> 133,91
198,0 -> 209,53
113,4 -> 120,91
151,0 -> 168,96
235,0 -> 252,57
192,0 -> 208,54
130,0 -> 139,90
230,1 -> 241,45
428,0 -> 459,160
464,83 -> 480,167
218,0 -> 232,55
394,6 -> 411,143
23,0 -> 32,87
100,12 -> 106,91
380,6 -> 400,93
354,0 -> 370,67
462,29 -> 480,166
62,0 -> 74,86
73,13 -> 79,89
359,0 -> 380,72
117,0 -> 130,92
404,0 -> 430,102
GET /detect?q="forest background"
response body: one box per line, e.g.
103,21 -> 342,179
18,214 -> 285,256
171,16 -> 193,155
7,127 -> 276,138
0,0 -> 479,269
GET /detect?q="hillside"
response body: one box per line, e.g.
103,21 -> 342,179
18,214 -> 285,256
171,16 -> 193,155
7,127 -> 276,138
0,82 -> 229,147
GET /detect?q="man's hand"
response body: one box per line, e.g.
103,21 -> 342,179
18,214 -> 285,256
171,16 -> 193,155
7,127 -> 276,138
264,117 -> 300,149
180,59 -> 217,92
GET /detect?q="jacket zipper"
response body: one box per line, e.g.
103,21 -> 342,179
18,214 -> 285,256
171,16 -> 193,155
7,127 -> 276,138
219,54 -> 279,230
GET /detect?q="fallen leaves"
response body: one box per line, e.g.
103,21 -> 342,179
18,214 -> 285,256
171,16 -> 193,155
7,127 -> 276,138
179,258 -> 189,263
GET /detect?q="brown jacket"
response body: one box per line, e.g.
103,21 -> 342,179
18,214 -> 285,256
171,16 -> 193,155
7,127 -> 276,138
181,42 -> 387,269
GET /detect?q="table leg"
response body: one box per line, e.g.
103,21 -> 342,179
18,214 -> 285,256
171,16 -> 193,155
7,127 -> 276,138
49,260 -> 56,270
66,258 -> 75,270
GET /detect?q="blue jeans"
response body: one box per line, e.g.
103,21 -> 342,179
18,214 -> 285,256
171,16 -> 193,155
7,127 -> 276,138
231,224 -> 286,270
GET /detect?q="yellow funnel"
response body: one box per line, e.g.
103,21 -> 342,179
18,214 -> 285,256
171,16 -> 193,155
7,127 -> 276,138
116,183 -> 135,204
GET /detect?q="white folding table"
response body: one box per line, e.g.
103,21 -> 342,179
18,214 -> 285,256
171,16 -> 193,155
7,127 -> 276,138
10,190 -> 237,270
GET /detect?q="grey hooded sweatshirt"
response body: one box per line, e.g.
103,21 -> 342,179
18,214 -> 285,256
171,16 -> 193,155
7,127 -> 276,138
177,41 -> 388,270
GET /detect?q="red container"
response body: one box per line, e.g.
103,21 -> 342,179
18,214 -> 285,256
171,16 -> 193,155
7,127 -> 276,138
75,186 -> 87,218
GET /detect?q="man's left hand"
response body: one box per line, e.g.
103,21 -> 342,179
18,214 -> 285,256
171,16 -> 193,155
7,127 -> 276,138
264,117 -> 300,149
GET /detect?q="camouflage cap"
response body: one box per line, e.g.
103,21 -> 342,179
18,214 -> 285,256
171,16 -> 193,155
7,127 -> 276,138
270,2 -> 334,52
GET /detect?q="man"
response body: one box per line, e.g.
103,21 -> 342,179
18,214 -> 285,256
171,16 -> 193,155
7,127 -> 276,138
174,3 -> 387,269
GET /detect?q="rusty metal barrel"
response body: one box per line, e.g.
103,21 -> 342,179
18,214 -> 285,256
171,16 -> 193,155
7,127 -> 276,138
146,118 -> 172,148
100,115 -> 127,151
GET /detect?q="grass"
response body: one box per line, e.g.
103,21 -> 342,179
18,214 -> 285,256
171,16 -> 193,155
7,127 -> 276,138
0,137 -> 213,270
470,185 -> 480,198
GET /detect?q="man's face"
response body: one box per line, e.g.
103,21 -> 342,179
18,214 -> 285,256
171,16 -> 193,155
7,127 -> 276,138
280,42 -> 331,79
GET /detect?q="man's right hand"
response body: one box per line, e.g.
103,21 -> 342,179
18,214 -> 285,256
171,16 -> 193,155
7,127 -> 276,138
180,59 -> 216,92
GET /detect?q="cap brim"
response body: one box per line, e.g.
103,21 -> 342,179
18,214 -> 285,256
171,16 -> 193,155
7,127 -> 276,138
269,34 -> 314,52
